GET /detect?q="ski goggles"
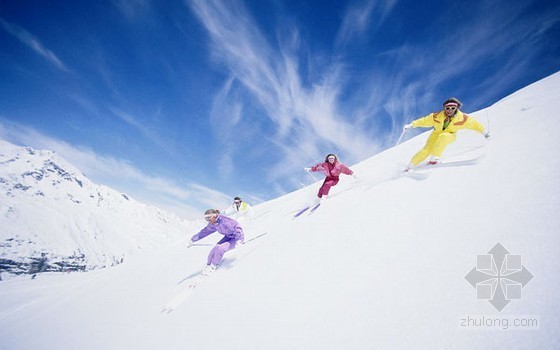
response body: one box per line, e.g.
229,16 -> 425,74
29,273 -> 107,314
445,106 -> 457,111
204,214 -> 216,222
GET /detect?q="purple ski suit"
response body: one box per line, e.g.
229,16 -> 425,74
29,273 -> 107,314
191,214 -> 244,266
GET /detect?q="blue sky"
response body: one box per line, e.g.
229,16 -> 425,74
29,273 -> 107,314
1,0 -> 559,219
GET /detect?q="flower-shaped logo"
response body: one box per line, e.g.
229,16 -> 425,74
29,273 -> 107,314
464,242 -> 533,311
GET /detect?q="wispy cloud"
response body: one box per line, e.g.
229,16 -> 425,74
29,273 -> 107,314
114,0 -> 153,21
0,17 -> 70,72
109,107 -> 177,155
188,0 -> 558,176
335,0 -> 398,47
341,0 -> 556,139
0,118 -> 229,220
188,0 -> 382,186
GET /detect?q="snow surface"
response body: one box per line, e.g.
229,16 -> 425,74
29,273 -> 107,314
1,72 -> 559,349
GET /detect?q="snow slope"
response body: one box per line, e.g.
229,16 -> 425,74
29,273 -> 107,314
1,71 -> 559,349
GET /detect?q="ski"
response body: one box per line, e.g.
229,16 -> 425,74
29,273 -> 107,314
308,202 -> 321,214
293,206 -> 310,217
403,155 -> 484,179
417,155 -> 484,170
293,201 -> 322,218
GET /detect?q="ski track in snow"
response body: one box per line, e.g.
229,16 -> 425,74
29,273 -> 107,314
161,233 -> 270,312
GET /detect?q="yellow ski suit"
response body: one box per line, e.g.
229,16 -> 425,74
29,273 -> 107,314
409,110 -> 485,165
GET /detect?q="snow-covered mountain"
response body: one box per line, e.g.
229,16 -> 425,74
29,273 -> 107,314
0,71 -> 559,349
0,141 -> 195,274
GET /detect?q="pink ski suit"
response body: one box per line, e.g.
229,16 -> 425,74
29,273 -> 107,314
310,161 -> 353,198
191,215 -> 244,266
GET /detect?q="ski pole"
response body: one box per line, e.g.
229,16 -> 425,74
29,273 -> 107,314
395,128 -> 407,146
189,243 -> 213,247
244,232 -> 269,244
486,108 -> 491,133
483,106 -> 492,142
305,168 -> 319,182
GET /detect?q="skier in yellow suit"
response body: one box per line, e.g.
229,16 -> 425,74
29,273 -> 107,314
223,196 -> 253,223
403,97 -> 490,171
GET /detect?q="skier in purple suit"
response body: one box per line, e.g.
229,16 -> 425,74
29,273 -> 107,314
189,209 -> 244,275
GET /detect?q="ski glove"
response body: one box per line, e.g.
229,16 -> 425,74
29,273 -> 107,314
187,240 -> 195,248
483,131 -> 491,140
403,123 -> 413,131
304,167 -> 312,172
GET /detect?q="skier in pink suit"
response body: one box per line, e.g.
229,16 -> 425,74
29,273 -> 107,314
189,209 -> 244,275
305,153 -> 355,199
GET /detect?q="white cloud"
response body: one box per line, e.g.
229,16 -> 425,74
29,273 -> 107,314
0,17 -> 70,72
188,0 -> 383,183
